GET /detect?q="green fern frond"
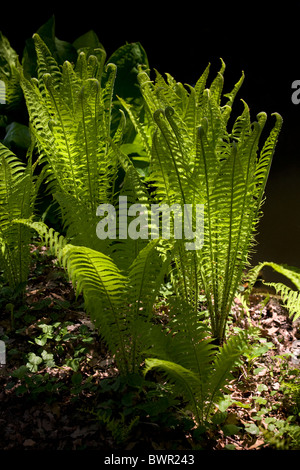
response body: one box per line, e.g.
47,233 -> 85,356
14,218 -> 168,375
125,60 -> 282,344
144,327 -> 249,426
267,282 -> 300,321
0,32 -> 23,109
12,219 -> 68,265
0,142 -> 42,291
205,330 -> 250,419
33,33 -> 62,91
144,358 -> 203,424
20,35 -> 123,248
117,95 -> 153,160
245,261 -> 300,322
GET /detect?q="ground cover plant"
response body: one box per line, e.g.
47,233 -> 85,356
1,17 -> 300,451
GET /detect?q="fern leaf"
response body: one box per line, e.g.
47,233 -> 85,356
253,113 -> 283,212
144,358 -> 203,424
205,330 -> 250,419
0,143 -> 40,290
267,282 -> 300,321
245,261 -> 300,322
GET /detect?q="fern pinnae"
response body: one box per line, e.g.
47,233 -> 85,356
102,63 -> 117,135
209,59 -> 225,105
14,219 -> 130,373
205,330 -> 249,420
267,282 -> 300,321
144,358 -> 202,425
218,143 -> 240,335
197,125 -> 220,329
44,74 -> 78,194
118,96 -> 152,160
153,108 -> 187,206
150,129 -> 172,203
128,239 -> 168,372
137,70 -> 161,114
223,71 -> 245,110
79,85 -> 97,212
245,261 -> 300,322
216,131 -> 256,339
194,63 -> 210,118
66,247 -> 131,374
61,60 -> 80,114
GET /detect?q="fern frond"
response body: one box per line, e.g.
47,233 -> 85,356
0,32 -> 22,109
128,239 -> 170,314
118,95 -> 153,160
33,33 -> 62,90
144,358 -> 203,424
253,113 -> 283,212
144,327 -> 249,426
246,261 -> 300,296
12,219 -> 68,265
0,143 -> 41,290
20,35 -> 123,247
165,297 -> 216,374
245,261 -> 300,322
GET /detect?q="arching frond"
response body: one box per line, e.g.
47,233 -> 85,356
20,35 -> 123,248
0,142 -> 42,290
144,327 -> 250,426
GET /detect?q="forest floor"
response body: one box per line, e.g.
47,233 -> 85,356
1,245 -> 300,452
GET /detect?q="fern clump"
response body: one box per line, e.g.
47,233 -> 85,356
20,34 -> 124,251
120,61 -> 283,344
0,142 -> 43,292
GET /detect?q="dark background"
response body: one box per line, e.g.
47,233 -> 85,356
1,5 -> 299,274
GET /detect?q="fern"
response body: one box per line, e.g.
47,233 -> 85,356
121,61 -> 282,344
19,34 -> 124,250
246,261 -> 300,321
0,142 -> 43,292
14,219 -> 168,374
144,298 -> 250,425
0,32 -> 22,109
